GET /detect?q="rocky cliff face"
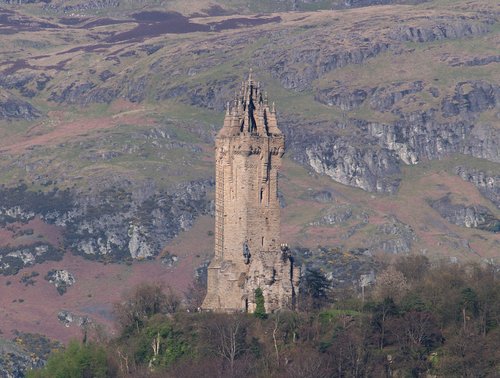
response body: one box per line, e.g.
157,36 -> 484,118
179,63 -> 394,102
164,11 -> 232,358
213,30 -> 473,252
64,179 -> 212,260
249,14 -> 497,194
256,16 -> 492,91
304,135 -> 402,193
441,81 -> 499,118
0,179 -> 212,274
285,78 -> 498,194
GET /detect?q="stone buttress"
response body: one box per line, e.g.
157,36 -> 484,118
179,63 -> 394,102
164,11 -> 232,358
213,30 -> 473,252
202,73 -> 300,313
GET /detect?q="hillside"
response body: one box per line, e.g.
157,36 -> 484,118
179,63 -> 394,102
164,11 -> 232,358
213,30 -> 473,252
0,0 -> 498,348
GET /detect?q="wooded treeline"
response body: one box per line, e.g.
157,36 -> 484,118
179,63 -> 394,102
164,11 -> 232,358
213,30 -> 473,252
28,256 -> 500,377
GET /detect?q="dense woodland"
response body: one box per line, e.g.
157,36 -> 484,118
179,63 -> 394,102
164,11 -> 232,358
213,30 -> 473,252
28,256 -> 500,377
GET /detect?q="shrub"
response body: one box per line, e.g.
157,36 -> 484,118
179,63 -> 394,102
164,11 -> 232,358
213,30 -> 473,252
254,288 -> 267,319
27,340 -> 114,378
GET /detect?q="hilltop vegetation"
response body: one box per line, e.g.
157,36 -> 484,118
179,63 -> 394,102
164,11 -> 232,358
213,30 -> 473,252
27,257 -> 500,377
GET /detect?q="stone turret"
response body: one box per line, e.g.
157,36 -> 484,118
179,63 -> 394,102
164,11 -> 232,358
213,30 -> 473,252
202,72 -> 300,313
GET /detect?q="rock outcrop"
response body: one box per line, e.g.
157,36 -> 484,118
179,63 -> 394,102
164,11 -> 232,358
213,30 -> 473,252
43,0 -> 120,13
45,269 -> 76,295
0,243 -> 62,276
57,310 -> 90,328
429,194 -> 500,232
305,137 -> 402,193
310,205 -> 354,226
0,91 -> 40,120
293,246 -> 378,288
371,216 -> 418,254
441,81 -> 499,118
315,81 -> 425,112
0,339 -> 44,378
455,166 -> 499,208
389,19 -> 491,43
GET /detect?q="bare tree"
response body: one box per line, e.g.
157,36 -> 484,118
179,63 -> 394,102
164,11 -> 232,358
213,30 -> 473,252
374,265 -> 409,302
272,311 -> 280,367
116,348 -> 130,375
395,255 -> 430,283
114,282 -> 178,333
203,314 -> 248,376
184,279 -> 207,312
284,347 -> 332,378
164,286 -> 181,314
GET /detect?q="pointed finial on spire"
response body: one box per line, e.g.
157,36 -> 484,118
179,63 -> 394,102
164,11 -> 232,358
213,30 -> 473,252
226,102 -> 230,115
272,101 -> 276,113
248,68 -> 253,82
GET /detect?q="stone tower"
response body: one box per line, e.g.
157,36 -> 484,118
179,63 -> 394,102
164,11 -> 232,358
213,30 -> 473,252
202,72 -> 300,313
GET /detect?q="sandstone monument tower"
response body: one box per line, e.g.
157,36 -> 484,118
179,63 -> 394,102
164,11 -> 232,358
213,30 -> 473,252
202,72 -> 300,313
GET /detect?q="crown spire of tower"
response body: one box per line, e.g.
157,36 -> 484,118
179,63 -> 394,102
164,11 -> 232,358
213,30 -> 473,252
221,72 -> 281,137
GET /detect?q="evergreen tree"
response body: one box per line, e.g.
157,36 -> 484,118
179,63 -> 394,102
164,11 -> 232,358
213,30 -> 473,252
254,288 -> 267,319
301,267 -> 331,309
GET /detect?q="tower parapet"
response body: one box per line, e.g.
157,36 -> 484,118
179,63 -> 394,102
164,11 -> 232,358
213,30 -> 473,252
202,72 -> 299,313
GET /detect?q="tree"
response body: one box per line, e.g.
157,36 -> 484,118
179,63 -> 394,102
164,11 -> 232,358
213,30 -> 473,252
254,288 -> 267,319
374,265 -> 409,303
470,264 -> 500,336
114,283 -> 179,334
325,322 -> 372,378
27,341 -> 115,378
163,286 -> 181,314
395,255 -> 430,283
370,297 -> 399,350
388,310 -> 442,376
301,267 -> 332,310
202,314 -> 249,376
418,263 -> 465,329
439,328 -> 499,377
285,346 -> 333,378
184,278 -> 207,312
460,287 -> 478,331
